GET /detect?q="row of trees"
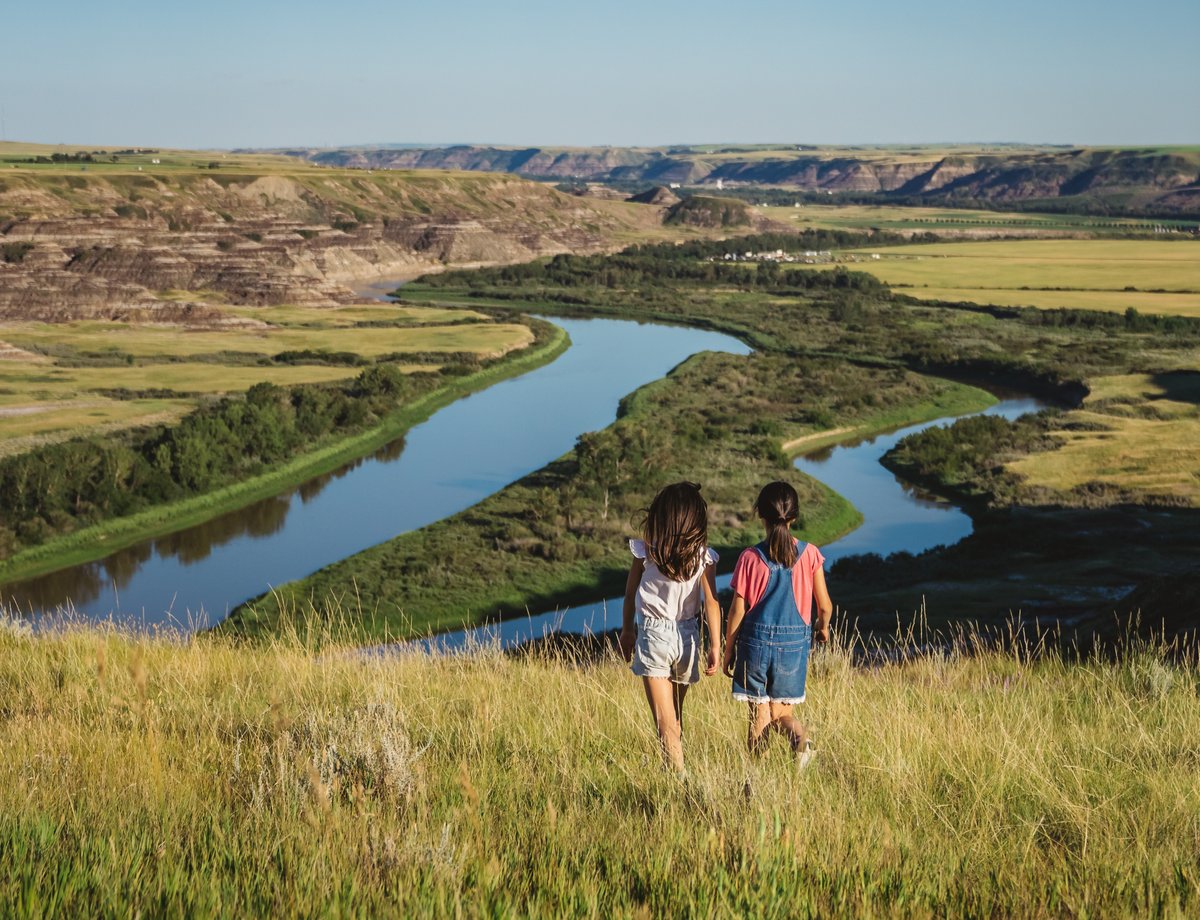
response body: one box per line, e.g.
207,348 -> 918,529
421,232 -> 894,295
0,366 -> 419,553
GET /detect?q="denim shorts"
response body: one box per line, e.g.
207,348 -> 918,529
631,615 -> 701,685
730,623 -> 811,704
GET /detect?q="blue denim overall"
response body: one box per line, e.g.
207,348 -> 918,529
731,540 -> 812,704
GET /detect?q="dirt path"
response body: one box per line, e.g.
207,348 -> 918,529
781,426 -> 858,454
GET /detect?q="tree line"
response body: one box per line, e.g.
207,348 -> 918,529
419,232 -> 898,294
0,366 -> 424,555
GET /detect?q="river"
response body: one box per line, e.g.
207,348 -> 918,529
408,395 -> 1047,653
4,309 -> 1047,640
2,317 -> 750,629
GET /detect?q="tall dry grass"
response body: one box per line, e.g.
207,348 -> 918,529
1,608 -> 1198,918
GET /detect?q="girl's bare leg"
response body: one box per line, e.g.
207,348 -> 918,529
747,702 -> 773,756
673,682 -> 688,735
768,702 -> 809,754
642,677 -> 684,772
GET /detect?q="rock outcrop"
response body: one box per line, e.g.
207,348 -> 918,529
627,186 -> 681,206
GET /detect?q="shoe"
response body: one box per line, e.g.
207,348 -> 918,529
797,738 -> 816,771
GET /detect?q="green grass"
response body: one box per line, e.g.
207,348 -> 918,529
2,617 -> 1198,917
0,325 -> 569,586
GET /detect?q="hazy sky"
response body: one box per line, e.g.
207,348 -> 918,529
4,0 -> 1197,149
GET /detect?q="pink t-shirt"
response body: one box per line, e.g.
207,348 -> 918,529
729,541 -> 826,625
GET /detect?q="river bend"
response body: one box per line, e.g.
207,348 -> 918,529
4,318 -> 750,629
411,395 -> 1047,653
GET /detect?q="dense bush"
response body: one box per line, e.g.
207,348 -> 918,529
882,412 -> 1059,505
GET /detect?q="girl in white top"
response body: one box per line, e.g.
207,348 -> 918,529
620,481 -> 722,773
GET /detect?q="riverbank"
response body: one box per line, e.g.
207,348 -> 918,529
229,350 -> 995,643
4,621 -> 1197,917
0,323 -> 569,590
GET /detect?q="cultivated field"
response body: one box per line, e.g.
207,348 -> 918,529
761,203 -> 1191,235
0,304 -> 529,455
2,618 -> 1196,917
809,239 -> 1200,316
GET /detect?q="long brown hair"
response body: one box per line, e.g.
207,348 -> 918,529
754,480 -> 799,568
642,481 -> 708,581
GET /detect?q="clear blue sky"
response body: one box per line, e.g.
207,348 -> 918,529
4,0 -> 1197,149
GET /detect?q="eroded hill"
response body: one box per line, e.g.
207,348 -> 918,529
273,144 -> 1200,217
0,160 -> 662,323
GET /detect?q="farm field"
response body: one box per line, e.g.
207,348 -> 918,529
890,286 -> 1200,315
0,304 -> 529,454
806,238 -> 1200,316
0,317 -> 530,361
760,202 -> 1192,234
0,141 -> 340,176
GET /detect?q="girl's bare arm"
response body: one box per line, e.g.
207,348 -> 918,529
722,594 -> 747,676
701,564 -> 721,675
813,566 -> 833,643
619,560 -> 644,661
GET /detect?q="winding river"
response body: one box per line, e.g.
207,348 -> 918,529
411,395 -> 1047,653
4,317 -> 750,629
4,309 -> 1045,640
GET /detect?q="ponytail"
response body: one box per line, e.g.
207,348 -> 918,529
753,480 -> 800,568
765,517 -> 797,568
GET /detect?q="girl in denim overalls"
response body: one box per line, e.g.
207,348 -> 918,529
723,481 -> 833,762
619,482 -> 723,774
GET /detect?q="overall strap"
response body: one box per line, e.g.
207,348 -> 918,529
755,539 -> 808,569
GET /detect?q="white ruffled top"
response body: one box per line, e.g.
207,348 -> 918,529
629,539 -> 719,621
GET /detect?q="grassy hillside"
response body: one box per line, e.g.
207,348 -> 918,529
2,618 -> 1197,917
1009,372 -> 1200,506
664,195 -> 754,228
